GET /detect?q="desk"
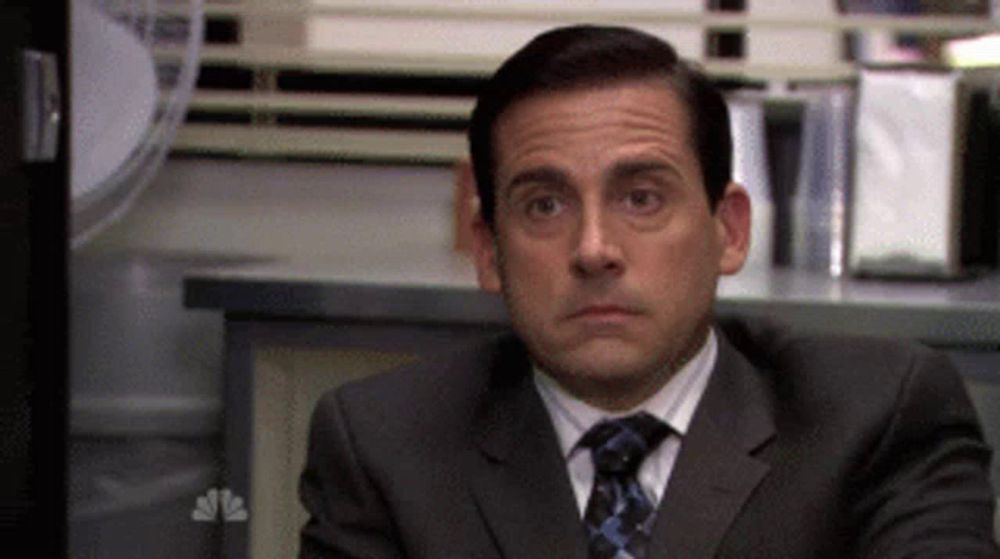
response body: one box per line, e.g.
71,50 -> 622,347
185,250 -> 1000,558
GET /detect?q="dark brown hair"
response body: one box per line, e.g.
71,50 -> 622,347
468,24 -> 732,227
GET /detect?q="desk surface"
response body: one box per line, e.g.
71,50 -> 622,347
184,247 -> 1000,346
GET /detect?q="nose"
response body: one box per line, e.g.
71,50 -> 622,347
570,205 -> 625,278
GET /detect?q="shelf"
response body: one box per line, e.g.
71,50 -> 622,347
184,250 -> 1000,346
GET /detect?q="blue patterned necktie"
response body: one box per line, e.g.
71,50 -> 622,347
580,412 -> 671,559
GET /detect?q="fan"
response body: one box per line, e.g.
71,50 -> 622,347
70,0 -> 203,247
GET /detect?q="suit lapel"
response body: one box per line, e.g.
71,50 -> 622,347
647,329 -> 776,559
467,336 -> 588,559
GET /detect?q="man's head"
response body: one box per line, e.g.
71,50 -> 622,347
469,25 -> 751,411
469,24 -> 733,229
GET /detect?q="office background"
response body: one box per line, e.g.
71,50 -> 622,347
67,1 -> 1000,558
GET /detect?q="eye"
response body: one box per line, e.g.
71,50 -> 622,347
524,194 -> 565,219
621,188 -> 663,214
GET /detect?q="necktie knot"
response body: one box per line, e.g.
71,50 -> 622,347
579,412 -> 671,476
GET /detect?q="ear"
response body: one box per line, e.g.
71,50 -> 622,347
714,182 -> 752,276
470,196 -> 503,293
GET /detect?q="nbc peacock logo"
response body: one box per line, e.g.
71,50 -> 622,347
191,487 -> 249,522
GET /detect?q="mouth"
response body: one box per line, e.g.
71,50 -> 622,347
566,304 -> 641,320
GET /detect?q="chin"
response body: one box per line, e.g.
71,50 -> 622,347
545,340 -> 661,382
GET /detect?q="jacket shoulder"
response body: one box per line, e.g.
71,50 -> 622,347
311,332 -> 525,453
715,316 -> 968,430
718,315 -> 942,385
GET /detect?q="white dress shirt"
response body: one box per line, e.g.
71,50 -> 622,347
533,329 -> 718,516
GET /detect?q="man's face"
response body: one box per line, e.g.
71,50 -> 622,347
472,80 -> 750,410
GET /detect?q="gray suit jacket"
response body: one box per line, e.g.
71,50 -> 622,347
299,317 -> 998,558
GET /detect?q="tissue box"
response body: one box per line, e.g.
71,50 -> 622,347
849,66 -> 1000,278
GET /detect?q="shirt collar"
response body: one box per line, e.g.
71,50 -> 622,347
534,329 -> 718,459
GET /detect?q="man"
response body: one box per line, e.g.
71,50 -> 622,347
299,25 -> 998,558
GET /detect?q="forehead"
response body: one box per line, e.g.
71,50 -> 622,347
491,80 -> 697,179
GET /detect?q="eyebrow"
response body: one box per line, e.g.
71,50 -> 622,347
607,159 -> 681,183
502,166 -> 569,199
501,158 -> 683,200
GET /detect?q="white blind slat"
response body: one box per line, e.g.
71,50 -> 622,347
175,124 -> 467,162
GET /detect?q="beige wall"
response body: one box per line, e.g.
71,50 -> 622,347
85,159 -> 457,259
